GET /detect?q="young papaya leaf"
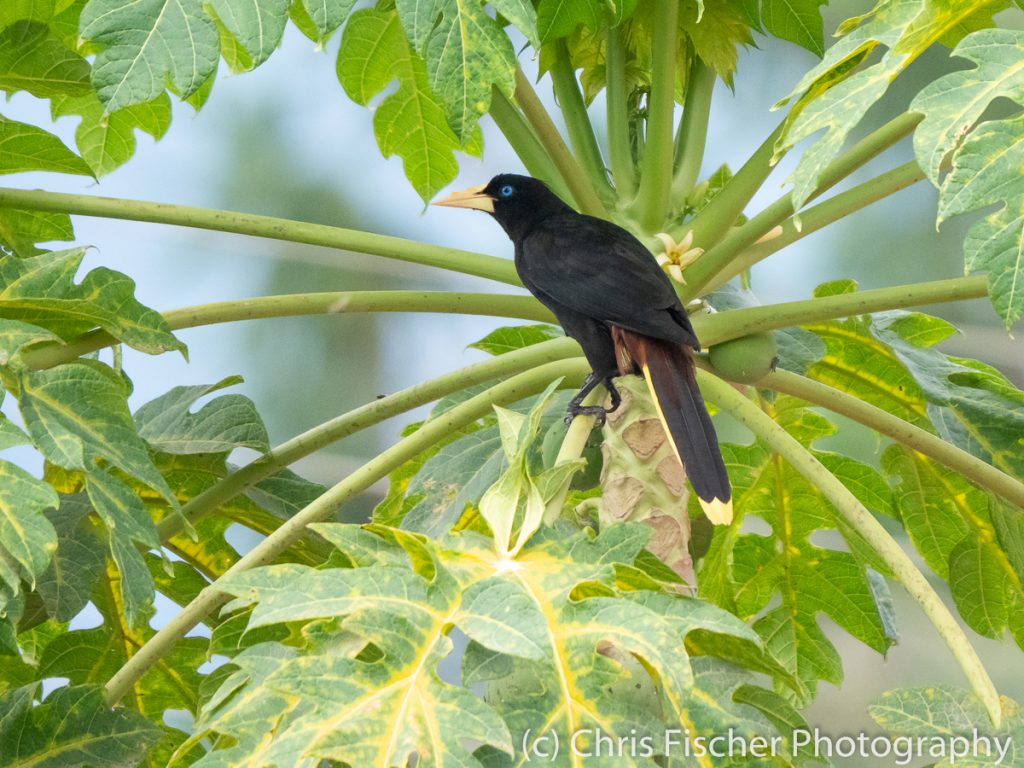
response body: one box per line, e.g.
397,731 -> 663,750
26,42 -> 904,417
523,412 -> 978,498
79,0 -> 220,113
0,683 -> 161,767
0,115 -> 92,177
134,376 -> 269,455
0,20 -> 91,98
0,248 -> 185,355
337,8 -> 464,202
469,323 -> 563,356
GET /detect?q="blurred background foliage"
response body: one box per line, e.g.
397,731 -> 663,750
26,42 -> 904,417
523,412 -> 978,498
3,1 -> 1023,761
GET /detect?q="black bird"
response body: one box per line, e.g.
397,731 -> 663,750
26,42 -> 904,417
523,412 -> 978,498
434,174 -> 732,524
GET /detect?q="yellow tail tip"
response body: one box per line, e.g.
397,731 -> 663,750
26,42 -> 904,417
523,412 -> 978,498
700,498 -> 733,525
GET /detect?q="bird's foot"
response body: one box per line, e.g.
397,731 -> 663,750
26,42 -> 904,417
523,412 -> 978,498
564,404 -> 610,427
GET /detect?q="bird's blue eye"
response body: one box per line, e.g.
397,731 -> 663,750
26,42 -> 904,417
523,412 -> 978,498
499,184 -> 514,198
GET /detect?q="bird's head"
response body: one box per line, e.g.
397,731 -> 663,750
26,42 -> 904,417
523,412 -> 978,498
432,174 -> 571,240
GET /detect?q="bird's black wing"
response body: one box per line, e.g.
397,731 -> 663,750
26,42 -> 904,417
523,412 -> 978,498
518,214 -> 699,347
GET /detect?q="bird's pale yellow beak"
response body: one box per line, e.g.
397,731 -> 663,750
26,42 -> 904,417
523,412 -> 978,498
432,183 -> 495,213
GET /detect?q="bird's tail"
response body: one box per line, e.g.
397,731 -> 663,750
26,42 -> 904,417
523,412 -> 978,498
612,327 -> 733,524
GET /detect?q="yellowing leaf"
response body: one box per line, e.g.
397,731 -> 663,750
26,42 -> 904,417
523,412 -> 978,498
199,524 -> 786,766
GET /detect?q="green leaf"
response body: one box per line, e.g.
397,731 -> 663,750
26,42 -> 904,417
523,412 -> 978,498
0,458 -> 58,598
133,376 -> 269,455
79,0 -> 220,113
490,0 -> 539,49
759,0 -> 826,55
209,0 -> 289,69
36,495 -> 105,622
395,0 -> 516,144
0,208 -> 74,257
18,360 -> 178,505
870,686 -> 1021,766
911,28 -> 1024,185
0,20 -> 91,98
0,318 -> 60,366
0,247 -> 185,355
949,536 -> 1010,638
0,116 -> 92,177
537,0 -> 601,43
51,92 -> 172,177
0,683 -> 161,767
296,0 -> 358,43
84,468 -> 160,625
469,323 -> 563,356
777,0 -> 990,210
699,396 -> 896,701
882,446 -> 970,580
937,109 -> 1024,329
400,426 -> 505,535
884,445 -> 1024,641
337,8 -> 464,202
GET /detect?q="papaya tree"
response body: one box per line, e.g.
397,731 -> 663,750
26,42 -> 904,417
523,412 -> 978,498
1,0 -> 1023,765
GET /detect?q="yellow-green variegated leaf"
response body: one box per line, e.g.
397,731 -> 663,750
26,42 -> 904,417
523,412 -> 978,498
199,524 -> 777,766
0,684 -> 161,767
776,0 -> 996,210
40,561 -> 208,721
0,318 -> 60,366
393,0 -> 518,145
871,687 -> 1022,766
0,458 -> 58,641
699,395 -> 897,701
0,248 -> 185,355
912,29 -> 1024,185
18,360 -> 177,506
912,30 -> 1024,329
0,207 -> 74,257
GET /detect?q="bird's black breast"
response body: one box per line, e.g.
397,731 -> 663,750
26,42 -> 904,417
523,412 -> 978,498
513,213 -> 700,349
